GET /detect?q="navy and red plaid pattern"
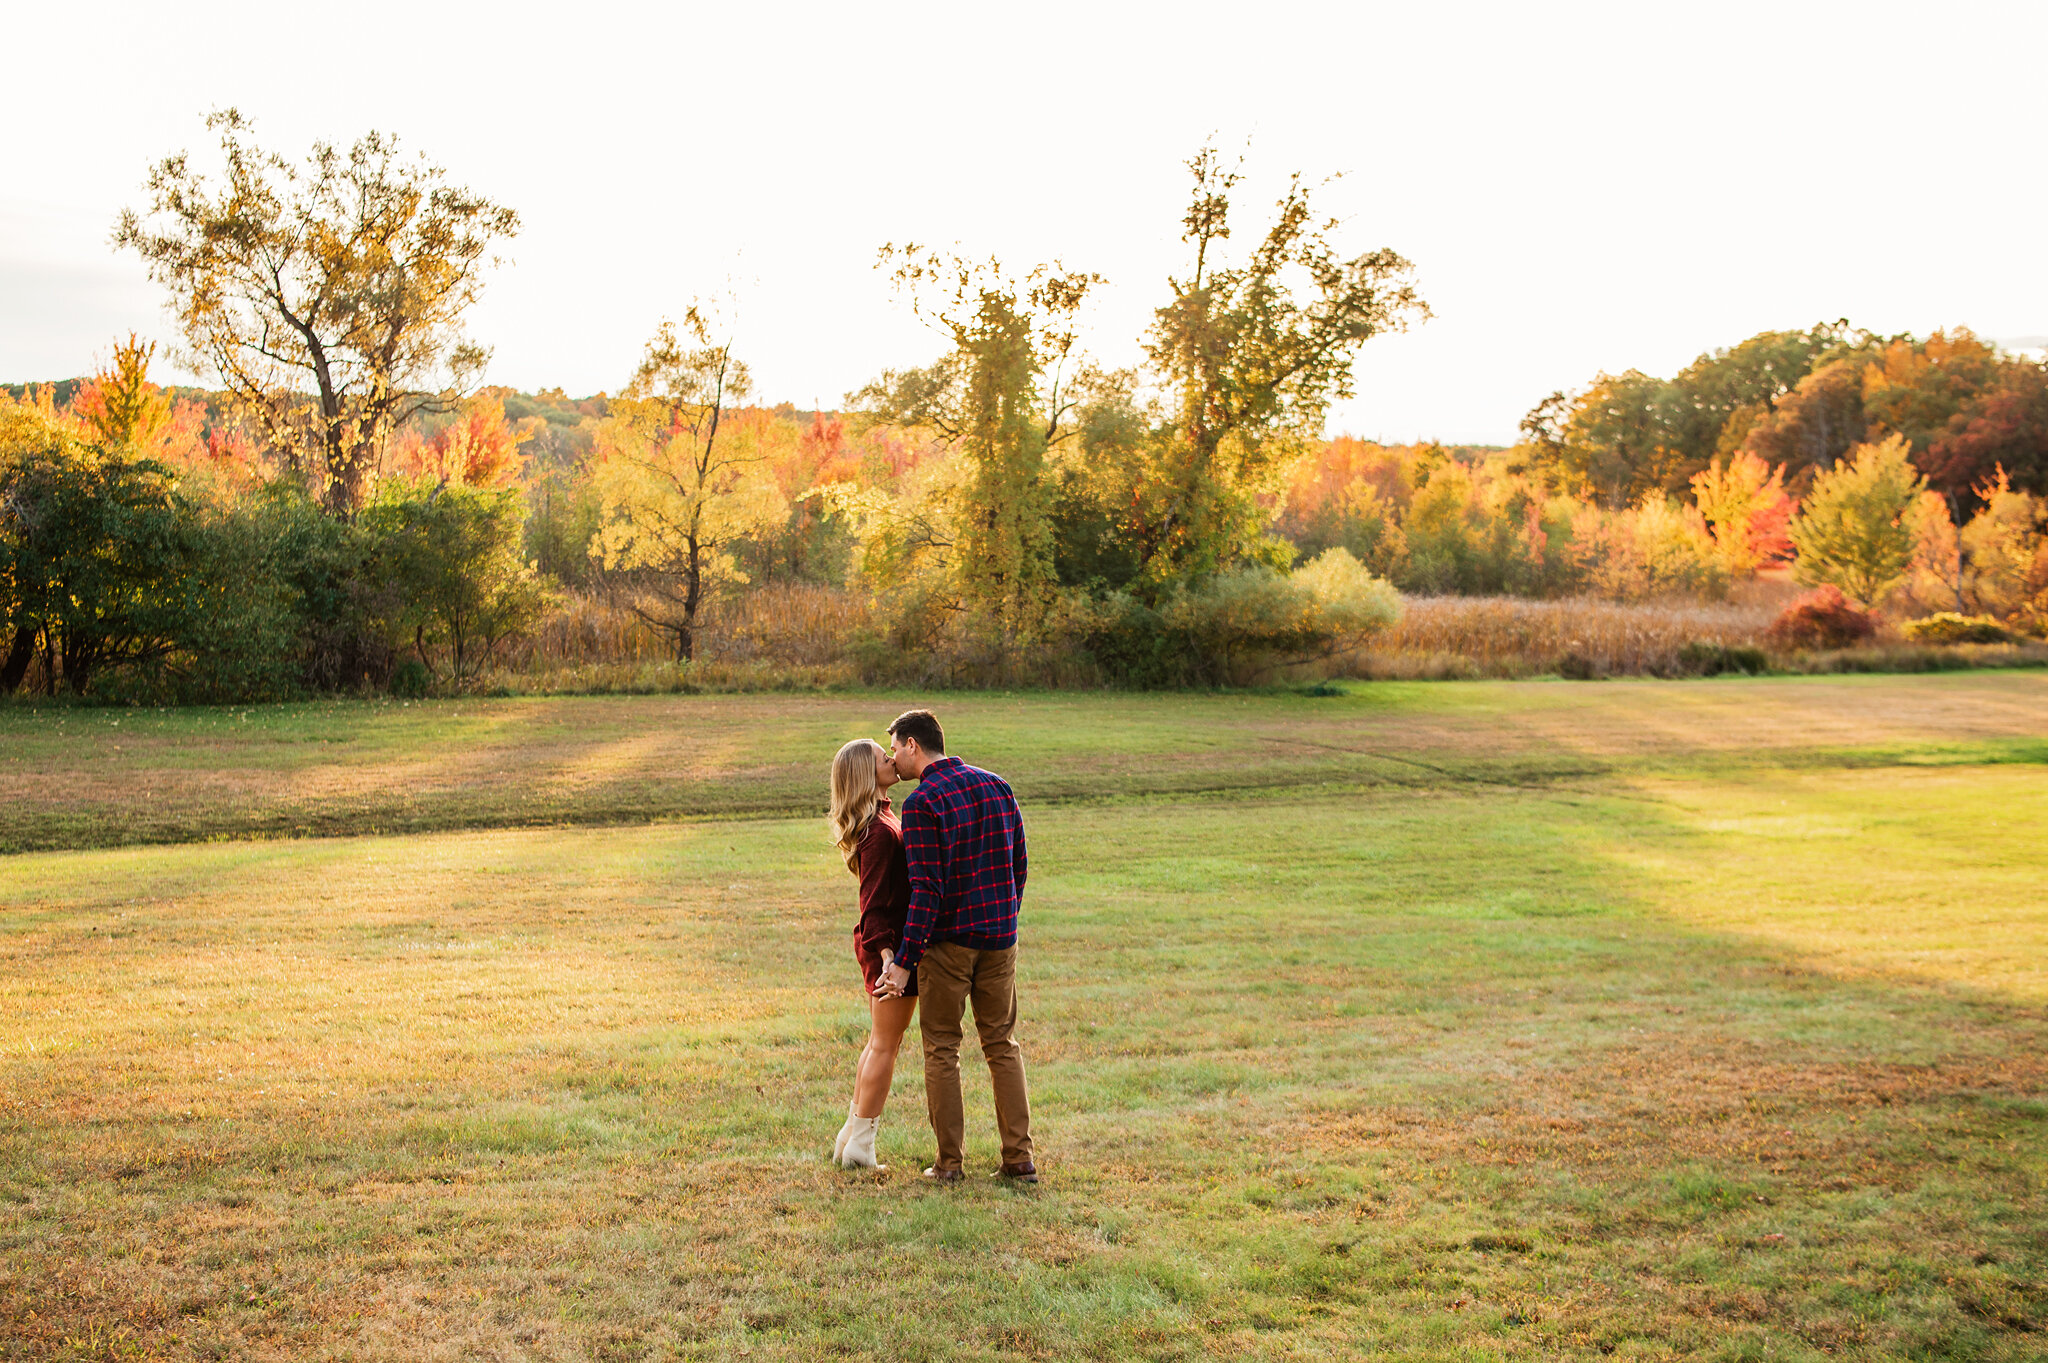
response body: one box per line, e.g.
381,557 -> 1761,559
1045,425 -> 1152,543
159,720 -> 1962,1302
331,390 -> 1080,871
894,756 -> 1028,970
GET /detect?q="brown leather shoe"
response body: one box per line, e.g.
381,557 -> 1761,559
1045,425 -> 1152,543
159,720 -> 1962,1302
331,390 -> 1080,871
998,1161 -> 1039,1183
921,1166 -> 965,1183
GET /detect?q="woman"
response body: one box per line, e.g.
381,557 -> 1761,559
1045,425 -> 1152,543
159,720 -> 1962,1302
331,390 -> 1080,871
826,738 -> 917,1169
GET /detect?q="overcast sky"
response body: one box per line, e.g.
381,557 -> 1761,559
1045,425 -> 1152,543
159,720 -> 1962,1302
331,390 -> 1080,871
3,0 -> 2043,444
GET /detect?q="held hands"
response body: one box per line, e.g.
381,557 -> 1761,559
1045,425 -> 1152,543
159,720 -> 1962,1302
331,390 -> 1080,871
873,953 -> 910,999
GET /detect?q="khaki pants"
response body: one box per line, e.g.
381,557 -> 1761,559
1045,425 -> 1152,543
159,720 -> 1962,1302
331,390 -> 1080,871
917,941 -> 1033,1171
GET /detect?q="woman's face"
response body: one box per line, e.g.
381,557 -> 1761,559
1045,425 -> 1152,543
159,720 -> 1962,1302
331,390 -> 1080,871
874,746 -> 900,791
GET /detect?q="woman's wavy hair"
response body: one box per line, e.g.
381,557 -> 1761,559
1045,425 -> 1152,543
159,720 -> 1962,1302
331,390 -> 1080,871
827,738 -> 885,870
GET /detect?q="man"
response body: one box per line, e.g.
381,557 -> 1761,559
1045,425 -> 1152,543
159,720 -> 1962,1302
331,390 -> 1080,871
875,708 -> 1037,1184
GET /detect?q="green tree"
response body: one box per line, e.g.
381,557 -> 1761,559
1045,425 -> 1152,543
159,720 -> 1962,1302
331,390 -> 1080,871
1788,434 -> 1926,604
1111,148 -> 1429,591
1740,328 -> 2044,511
1664,324 -> 1858,467
1741,357 -> 1871,486
0,400 -> 293,699
1542,369 -> 1672,508
366,482 -> 552,687
0,403 -> 80,692
0,410 -> 180,694
117,109 -> 519,516
852,249 -> 1101,652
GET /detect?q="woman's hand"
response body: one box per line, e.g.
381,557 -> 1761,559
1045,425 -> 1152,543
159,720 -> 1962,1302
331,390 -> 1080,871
871,949 -> 904,998
873,961 -> 910,998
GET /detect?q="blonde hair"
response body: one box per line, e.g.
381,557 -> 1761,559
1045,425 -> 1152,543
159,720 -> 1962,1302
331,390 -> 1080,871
828,739 -> 885,871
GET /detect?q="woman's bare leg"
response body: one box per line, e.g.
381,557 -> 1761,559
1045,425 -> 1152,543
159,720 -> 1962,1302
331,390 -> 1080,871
854,994 -> 918,1118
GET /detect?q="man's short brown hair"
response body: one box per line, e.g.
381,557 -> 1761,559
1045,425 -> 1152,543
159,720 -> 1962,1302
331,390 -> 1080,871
888,709 -> 945,755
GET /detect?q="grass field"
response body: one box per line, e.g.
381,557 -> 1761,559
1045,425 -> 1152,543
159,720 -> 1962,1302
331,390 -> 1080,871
3,674 -> 2044,853
2,675 -> 2045,1360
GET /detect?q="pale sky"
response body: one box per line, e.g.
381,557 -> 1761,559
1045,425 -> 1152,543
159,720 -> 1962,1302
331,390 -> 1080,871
3,0 -> 2043,445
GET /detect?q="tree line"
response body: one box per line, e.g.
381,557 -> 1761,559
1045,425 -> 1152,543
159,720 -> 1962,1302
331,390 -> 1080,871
1518,322 -> 2048,513
1277,324 -> 2047,619
4,121 -> 1423,696
5,113 -> 2045,701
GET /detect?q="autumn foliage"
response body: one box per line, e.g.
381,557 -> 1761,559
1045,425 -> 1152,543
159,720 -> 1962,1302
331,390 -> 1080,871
389,394 -> 537,488
12,117 -> 2048,696
1764,586 -> 1879,651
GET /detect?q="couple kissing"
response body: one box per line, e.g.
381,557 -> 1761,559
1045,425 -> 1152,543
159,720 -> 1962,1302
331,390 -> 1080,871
824,708 -> 1036,1184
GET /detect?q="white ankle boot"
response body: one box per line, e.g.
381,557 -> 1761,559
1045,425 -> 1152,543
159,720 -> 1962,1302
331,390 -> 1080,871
839,1114 -> 883,1170
831,1100 -> 858,1164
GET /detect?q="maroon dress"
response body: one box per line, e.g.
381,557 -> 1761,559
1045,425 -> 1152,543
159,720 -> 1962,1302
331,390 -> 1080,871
853,797 -> 917,998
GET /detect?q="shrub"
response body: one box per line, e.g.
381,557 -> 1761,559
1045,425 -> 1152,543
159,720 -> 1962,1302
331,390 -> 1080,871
1676,640 -> 1769,676
1901,613 -> 2013,645
161,504 -> 303,703
363,481 -> 555,687
1764,585 -> 1878,650
1292,547 -> 1403,640
1158,567 -> 1326,683
1083,551 -> 1399,688
389,658 -> 432,698
1557,651 -> 1601,680
257,489 -> 395,692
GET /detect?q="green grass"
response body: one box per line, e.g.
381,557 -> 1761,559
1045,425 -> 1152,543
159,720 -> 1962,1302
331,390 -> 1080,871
2,671 -> 2044,853
1,675 -> 2045,1359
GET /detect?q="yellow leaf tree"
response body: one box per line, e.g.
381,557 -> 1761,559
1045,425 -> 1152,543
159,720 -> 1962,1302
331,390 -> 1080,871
589,311 -> 787,661
1788,434 -> 1926,605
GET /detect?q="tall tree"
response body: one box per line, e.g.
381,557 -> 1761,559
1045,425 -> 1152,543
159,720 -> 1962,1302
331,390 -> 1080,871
116,109 -> 518,515
1531,369 -> 1674,508
589,310 -> 787,661
1664,324 -> 1859,467
852,249 -> 1101,649
1113,148 -> 1429,589
1740,356 -> 1872,487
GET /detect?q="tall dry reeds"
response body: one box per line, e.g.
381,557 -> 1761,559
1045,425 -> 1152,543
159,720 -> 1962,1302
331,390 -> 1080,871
482,583 -> 2041,692
501,583 -> 872,672
1336,595 -> 1779,679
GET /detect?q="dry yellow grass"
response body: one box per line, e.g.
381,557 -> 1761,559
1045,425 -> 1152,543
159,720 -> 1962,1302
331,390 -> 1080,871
493,584 -> 2042,688
504,586 -> 872,672
1342,595 -> 1778,678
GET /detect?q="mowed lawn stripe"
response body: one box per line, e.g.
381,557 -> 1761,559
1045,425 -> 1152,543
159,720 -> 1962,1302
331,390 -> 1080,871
2,671 -> 2044,853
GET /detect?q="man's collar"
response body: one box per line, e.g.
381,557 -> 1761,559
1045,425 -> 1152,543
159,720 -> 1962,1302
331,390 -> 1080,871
920,755 -> 962,778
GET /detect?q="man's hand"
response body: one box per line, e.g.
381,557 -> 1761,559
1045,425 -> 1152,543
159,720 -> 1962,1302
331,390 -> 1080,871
874,962 -> 910,998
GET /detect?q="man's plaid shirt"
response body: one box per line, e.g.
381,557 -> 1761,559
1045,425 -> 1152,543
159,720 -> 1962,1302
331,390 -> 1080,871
894,756 -> 1027,970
